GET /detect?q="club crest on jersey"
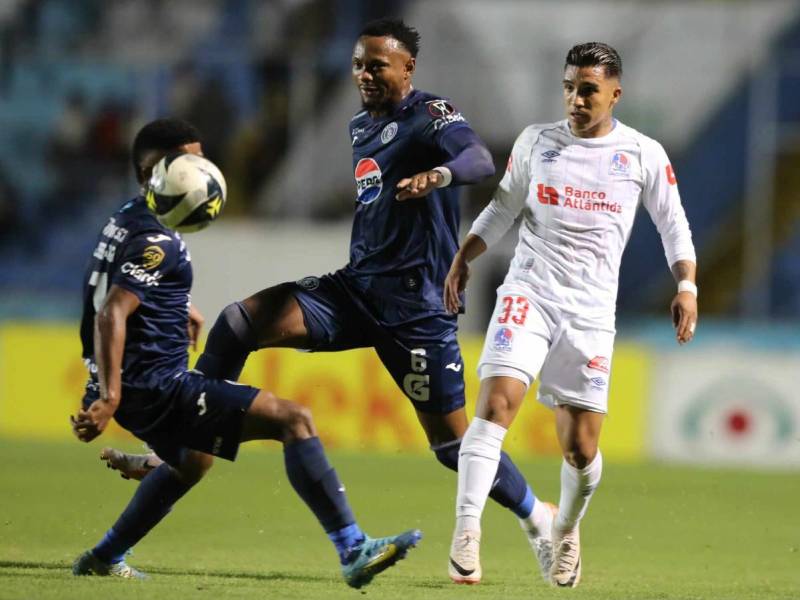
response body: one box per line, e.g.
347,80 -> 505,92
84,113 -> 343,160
355,158 -> 383,204
381,122 -> 398,144
493,327 -> 514,352
142,245 -> 165,270
609,152 -> 630,176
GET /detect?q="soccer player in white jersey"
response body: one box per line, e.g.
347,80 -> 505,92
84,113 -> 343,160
444,42 -> 698,587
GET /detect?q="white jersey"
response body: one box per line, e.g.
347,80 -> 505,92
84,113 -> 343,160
470,119 -> 695,322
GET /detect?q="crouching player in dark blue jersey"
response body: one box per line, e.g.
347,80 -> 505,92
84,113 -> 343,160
71,118 -> 421,587
108,19 -> 556,581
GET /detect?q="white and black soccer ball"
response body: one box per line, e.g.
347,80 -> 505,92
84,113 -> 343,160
145,153 -> 227,233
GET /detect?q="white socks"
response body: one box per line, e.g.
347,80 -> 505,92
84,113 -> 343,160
455,417 -> 508,533
520,495 -> 555,539
554,450 -> 603,533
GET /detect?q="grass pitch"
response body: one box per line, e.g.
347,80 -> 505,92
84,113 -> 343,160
0,437 -> 797,600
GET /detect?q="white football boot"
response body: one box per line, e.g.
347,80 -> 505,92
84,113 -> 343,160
550,526 -> 581,587
101,447 -> 162,481
448,529 -> 482,584
518,501 -> 558,582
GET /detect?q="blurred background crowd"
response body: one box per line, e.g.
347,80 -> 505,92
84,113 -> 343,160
1,0 -> 800,329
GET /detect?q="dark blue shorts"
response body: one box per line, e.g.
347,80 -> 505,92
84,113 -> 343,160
292,271 -> 466,414
82,371 -> 259,465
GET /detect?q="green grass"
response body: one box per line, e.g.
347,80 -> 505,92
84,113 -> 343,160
0,438 -> 797,600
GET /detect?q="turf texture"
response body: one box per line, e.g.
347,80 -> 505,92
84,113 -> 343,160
0,437 -> 797,599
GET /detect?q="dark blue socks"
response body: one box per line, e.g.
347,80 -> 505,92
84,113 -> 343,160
284,437 -> 364,562
92,464 -> 193,564
195,302 -> 256,381
434,440 -> 534,519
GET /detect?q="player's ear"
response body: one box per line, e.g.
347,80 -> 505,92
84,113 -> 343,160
610,85 -> 622,107
405,56 -> 416,79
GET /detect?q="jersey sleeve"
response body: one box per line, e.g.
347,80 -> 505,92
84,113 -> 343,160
110,232 -> 180,300
417,97 -> 473,143
640,139 -> 696,267
468,127 -> 534,248
416,98 -> 494,185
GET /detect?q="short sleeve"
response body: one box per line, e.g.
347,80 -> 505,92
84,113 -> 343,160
110,232 -> 180,299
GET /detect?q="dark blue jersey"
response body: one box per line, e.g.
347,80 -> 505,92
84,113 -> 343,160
80,196 -> 192,390
346,90 -> 480,321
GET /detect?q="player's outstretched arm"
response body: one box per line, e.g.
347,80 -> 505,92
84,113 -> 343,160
444,233 -> 487,314
396,127 -> 494,200
669,259 -> 698,345
71,285 -> 140,442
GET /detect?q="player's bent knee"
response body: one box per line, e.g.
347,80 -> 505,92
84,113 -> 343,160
563,441 -> 598,469
173,450 -> 214,486
482,390 -> 521,427
282,403 -> 315,443
244,390 -> 315,443
241,283 -> 307,347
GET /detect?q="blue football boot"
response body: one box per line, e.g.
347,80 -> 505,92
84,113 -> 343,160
341,529 -> 422,589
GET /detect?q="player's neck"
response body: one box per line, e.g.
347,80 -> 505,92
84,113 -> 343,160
570,116 -> 616,139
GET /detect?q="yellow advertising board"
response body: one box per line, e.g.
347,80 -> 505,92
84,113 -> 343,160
0,323 -> 648,459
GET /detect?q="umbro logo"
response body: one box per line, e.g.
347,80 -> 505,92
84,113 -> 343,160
445,362 -> 462,372
541,150 -> 560,163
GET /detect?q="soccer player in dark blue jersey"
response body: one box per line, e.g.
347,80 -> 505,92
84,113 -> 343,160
190,19 -> 558,580
71,118 -> 421,587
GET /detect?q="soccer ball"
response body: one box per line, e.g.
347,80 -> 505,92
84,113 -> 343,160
145,153 -> 227,233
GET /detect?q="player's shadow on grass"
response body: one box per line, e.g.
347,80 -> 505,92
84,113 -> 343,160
0,560 -> 329,583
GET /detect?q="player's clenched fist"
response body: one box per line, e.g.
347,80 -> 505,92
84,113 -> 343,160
396,170 -> 443,200
70,399 -> 116,442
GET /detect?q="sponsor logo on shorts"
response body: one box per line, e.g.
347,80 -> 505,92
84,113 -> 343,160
197,392 -> 208,416
590,376 -> 607,389
587,356 -> 610,373
493,327 -> 513,352
445,362 -> 462,372
211,436 -> 224,455
381,121 -> 398,144
609,151 -> 630,176
354,158 -> 383,204
296,276 -> 320,291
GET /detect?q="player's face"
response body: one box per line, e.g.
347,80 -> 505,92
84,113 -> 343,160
352,35 -> 415,113
137,142 -> 203,184
563,65 -> 621,138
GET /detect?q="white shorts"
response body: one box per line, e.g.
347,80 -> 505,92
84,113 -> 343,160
477,284 -> 616,413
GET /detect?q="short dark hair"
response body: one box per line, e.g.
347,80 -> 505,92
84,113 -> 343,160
359,18 -> 420,57
565,42 -> 622,78
131,118 -> 201,182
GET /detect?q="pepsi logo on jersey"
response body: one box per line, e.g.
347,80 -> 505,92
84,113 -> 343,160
355,158 -> 383,204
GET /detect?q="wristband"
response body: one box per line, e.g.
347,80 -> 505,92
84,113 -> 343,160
433,166 -> 452,188
677,280 -> 697,297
